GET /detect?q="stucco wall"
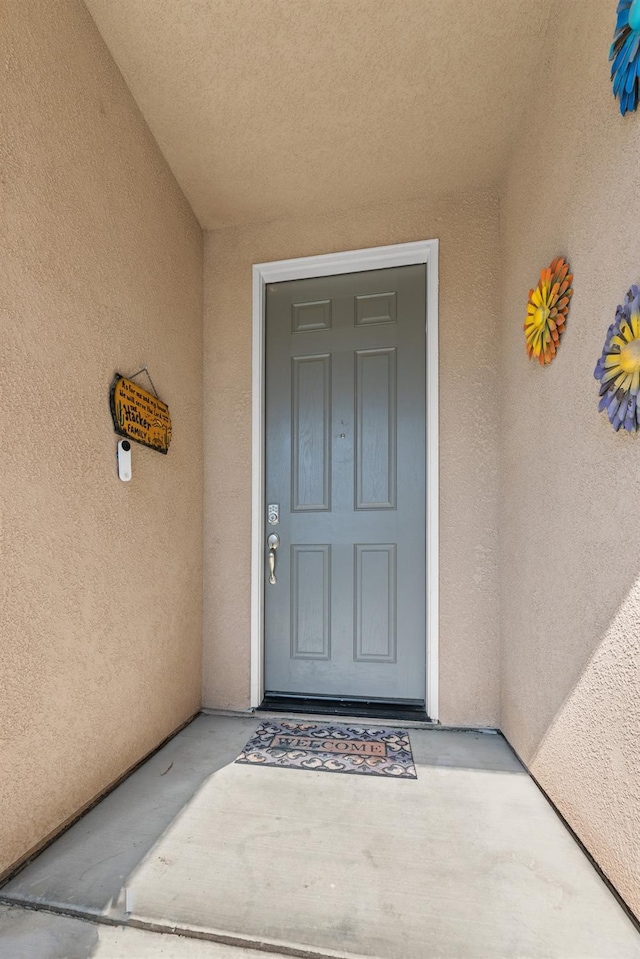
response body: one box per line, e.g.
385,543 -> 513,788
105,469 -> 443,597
0,0 -> 203,878
499,0 -> 640,918
203,191 -> 501,726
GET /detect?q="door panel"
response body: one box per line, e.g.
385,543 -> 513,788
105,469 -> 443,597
265,265 -> 426,702
290,544 -> 331,660
354,543 -> 397,662
355,348 -> 397,510
291,354 -> 331,511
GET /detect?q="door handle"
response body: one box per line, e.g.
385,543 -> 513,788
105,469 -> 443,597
267,533 -> 280,585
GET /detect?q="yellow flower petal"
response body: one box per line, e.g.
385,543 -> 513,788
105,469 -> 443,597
604,355 -> 623,369
620,323 -> 633,342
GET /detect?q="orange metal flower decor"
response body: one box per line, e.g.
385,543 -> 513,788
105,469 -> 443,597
524,256 -> 574,365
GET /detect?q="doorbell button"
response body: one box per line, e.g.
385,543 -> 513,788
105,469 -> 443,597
117,439 -> 132,482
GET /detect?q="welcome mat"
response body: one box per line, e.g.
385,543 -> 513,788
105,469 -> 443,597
236,720 -> 417,779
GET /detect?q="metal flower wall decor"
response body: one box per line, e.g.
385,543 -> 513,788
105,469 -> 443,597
594,285 -> 640,431
524,256 -> 573,365
610,0 -> 640,115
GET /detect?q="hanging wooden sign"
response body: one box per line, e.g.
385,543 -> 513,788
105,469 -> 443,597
110,374 -> 172,454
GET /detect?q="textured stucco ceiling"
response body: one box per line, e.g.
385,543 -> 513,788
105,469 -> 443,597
83,0 -> 552,229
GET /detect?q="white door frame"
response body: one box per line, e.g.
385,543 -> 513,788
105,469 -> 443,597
251,239 -> 439,720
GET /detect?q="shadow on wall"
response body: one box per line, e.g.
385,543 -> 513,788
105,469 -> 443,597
527,575 -> 640,920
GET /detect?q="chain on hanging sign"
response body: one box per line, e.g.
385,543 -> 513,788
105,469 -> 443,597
109,368 -> 172,454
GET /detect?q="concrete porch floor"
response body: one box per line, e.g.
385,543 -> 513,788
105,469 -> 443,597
1,714 -> 639,959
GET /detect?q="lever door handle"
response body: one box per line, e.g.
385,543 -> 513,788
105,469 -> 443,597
267,533 -> 280,585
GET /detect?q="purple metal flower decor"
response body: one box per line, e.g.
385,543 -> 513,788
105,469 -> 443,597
610,0 -> 640,115
594,285 -> 640,431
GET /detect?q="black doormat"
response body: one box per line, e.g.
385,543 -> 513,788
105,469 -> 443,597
236,719 -> 417,779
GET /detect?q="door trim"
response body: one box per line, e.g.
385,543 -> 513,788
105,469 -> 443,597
251,240 -> 439,720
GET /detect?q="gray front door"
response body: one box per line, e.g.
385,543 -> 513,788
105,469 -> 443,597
264,265 -> 426,702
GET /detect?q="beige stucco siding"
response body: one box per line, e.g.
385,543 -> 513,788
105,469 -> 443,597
0,0 -> 203,878
203,191 -> 501,727
499,0 -> 640,918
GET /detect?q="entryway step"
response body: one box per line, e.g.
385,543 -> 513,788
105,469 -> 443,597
3,716 -> 639,959
0,903 -> 360,959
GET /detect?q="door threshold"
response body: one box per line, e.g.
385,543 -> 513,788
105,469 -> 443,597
259,695 -> 430,723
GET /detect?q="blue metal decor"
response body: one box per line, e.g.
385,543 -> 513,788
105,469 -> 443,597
594,285 -> 640,431
610,0 -> 640,114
